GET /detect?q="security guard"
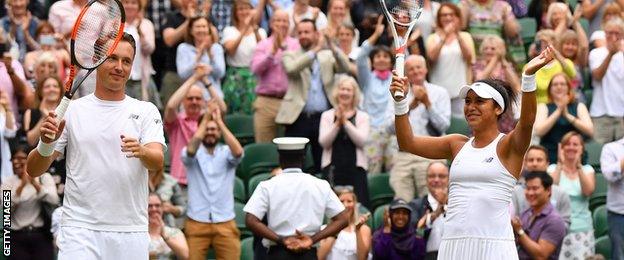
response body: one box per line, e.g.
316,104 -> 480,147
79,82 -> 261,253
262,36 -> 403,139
244,137 -> 349,259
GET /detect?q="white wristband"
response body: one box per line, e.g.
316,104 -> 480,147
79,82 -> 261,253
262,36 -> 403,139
37,139 -> 56,157
394,98 -> 409,116
521,73 -> 537,93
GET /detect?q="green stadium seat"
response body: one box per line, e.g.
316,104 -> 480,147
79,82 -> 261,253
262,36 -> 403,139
368,174 -> 395,210
234,177 -> 246,203
519,18 -> 537,46
568,0 -> 578,9
589,193 -> 607,213
247,173 -> 272,200
240,237 -> 254,260
235,202 -> 253,238
225,114 -> 255,146
594,173 -> 608,196
580,18 -> 590,36
585,140 -> 603,169
206,248 -> 216,260
595,235 -> 612,259
447,117 -> 470,136
238,143 -> 279,182
593,205 -> 608,238
373,204 -> 389,230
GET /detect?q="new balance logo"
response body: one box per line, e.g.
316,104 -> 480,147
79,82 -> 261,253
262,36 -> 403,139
483,157 -> 494,163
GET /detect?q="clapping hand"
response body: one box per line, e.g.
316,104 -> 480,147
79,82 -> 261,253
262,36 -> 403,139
511,216 -> 522,233
355,212 -> 371,230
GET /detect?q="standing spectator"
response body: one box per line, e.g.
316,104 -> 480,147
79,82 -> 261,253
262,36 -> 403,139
588,18 -> 624,144
472,35 -> 520,133
511,145 -> 572,228
558,29 -> 589,99
458,0 -> 520,48
122,0 -> 161,107
411,162 -> 449,260
600,131 -> 624,260
548,131 -> 596,259
250,9 -> 299,143
528,0 -> 564,30
372,199 -> 426,259
317,187 -> 372,260
324,0 -> 356,43
148,193 -> 189,260
534,73 -> 594,162
1,0 -> 39,61
221,0 -> 267,114
0,30 -> 34,117
426,3 -> 475,118
277,18 -> 351,173
146,0 -> 179,89
181,109 -> 244,260
148,169 -> 187,228
286,0 -> 328,35
336,23 -> 359,76
244,137 -> 349,259
588,3 -> 624,50
512,172 -> 567,260
1,143 -> 59,260
47,0 -> 87,38
388,55 -> 450,201
357,16 -> 396,174
0,91 -> 16,181
318,77 -> 370,208
176,16 -> 226,96
414,0 -> 440,41
23,23 -> 70,82
164,65 -> 226,186
581,0 -> 624,34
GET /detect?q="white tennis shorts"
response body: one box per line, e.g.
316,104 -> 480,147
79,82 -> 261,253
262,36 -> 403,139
57,226 -> 149,260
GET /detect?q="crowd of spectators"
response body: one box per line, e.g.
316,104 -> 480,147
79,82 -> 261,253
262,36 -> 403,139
1,0 -> 623,259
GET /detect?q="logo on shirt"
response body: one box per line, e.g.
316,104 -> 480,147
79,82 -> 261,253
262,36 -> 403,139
129,114 -> 140,120
153,119 -> 162,125
483,157 -> 494,163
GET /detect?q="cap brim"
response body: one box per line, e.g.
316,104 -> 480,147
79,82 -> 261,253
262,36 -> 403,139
459,84 -> 495,99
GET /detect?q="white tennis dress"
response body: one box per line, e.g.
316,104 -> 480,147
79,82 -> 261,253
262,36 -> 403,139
438,133 -> 519,260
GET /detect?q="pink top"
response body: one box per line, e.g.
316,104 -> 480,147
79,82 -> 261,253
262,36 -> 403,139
0,60 -> 27,119
164,112 -> 199,185
318,109 -> 370,170
250,35 -> 299,97
48,0 -> 83,36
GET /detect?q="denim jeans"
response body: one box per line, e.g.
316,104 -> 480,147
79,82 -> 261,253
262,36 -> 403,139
608,211 -> 624,260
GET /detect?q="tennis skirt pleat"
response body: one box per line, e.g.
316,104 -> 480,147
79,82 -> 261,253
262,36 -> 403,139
437,237 -> 519,260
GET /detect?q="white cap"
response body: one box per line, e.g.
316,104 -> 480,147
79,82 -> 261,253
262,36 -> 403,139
458,82 -> 505,111
273,137 -> 309,150
589,30 -> 605,43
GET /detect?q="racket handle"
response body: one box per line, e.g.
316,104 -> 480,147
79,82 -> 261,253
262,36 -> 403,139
394,53 -> 405,99
44,96 -> 71,140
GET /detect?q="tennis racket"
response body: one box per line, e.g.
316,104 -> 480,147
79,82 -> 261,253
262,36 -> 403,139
45,0 -> 125,138
379,0 -> 423,98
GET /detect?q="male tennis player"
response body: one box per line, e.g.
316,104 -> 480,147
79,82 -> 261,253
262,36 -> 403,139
26,33 -> 166,259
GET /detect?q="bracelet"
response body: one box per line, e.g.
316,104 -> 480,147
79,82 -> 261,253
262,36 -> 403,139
394,98 -> 409,116
521,73 -> 536,92
37,139 -> 56,157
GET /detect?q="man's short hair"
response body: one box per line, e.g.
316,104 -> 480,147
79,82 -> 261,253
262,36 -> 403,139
525,171 -> 553,190
121,32 -> 137,56
297,18 -> 317,31
527,145 -> 549,160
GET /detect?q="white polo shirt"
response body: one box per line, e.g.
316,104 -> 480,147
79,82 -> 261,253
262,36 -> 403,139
588,47 -> 624,117
244,168 -> 345,247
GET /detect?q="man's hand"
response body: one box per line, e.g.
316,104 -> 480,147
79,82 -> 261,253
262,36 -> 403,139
193,63 -> 212,80
412,85 -> 430,108
511,216 -> 522,233
40,111 -> 65,143
120,135 -> 146,158
284,230 -> 313,252
162,201 -> 178,214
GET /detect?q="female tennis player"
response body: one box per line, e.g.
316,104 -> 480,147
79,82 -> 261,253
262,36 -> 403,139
390,46 -> 555,259
26,34 -> 166,259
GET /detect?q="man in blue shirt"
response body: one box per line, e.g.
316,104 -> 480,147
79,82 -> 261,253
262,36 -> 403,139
181,108 -> 244,260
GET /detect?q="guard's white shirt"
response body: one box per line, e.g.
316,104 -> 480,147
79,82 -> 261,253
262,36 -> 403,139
54,94 -> 166,232
244,168 -> 345,247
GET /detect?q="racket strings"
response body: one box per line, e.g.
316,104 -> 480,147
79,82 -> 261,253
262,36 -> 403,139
74,0 -> 123,68
385,0 -> 422,26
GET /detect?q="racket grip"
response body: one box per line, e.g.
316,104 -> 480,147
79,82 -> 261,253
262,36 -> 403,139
44,96 -> 70,140
394,53 -> 405,99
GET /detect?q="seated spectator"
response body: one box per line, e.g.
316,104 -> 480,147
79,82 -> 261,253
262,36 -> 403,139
548,131 -> 596,259
164,65 -> 226,186
250,9 -> 299,143
557,30 -> 589,100
511,145 -> 572,228
221,0 -> 267,115
21,76 -> 64,146
528,29 -> 577,103
1,143 -> 59,260
527,0 -> 563,30
357,17 -> 396,174
336,23 -> 359,76
600,130 -> 624,260
512,172 -> 567,260
426,3 -> 475,118
387,55 -> 450,201
286,0 -> 328,35
23,22 -> 69,81
148,193 -> 189,260
472,35 -> 520,133
0,91 -> 16,181
458,0 -> 520,48
372,199 -> 426,259
411,162 -> 449,260
324,0 -> 358,44
319,77 -> 370,208
148,169 -> 187,228
0,29 -> 34,114
1,0 -> 39,61
318,187 -> 372,260
535,73 -> 593,162
122,0 -> 161,108
181,109 -> 244,260
176,16 -> 225,97
588,18 -> 624,144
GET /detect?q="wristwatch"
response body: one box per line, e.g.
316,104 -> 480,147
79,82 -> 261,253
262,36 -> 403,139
517,229 -> 525,236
